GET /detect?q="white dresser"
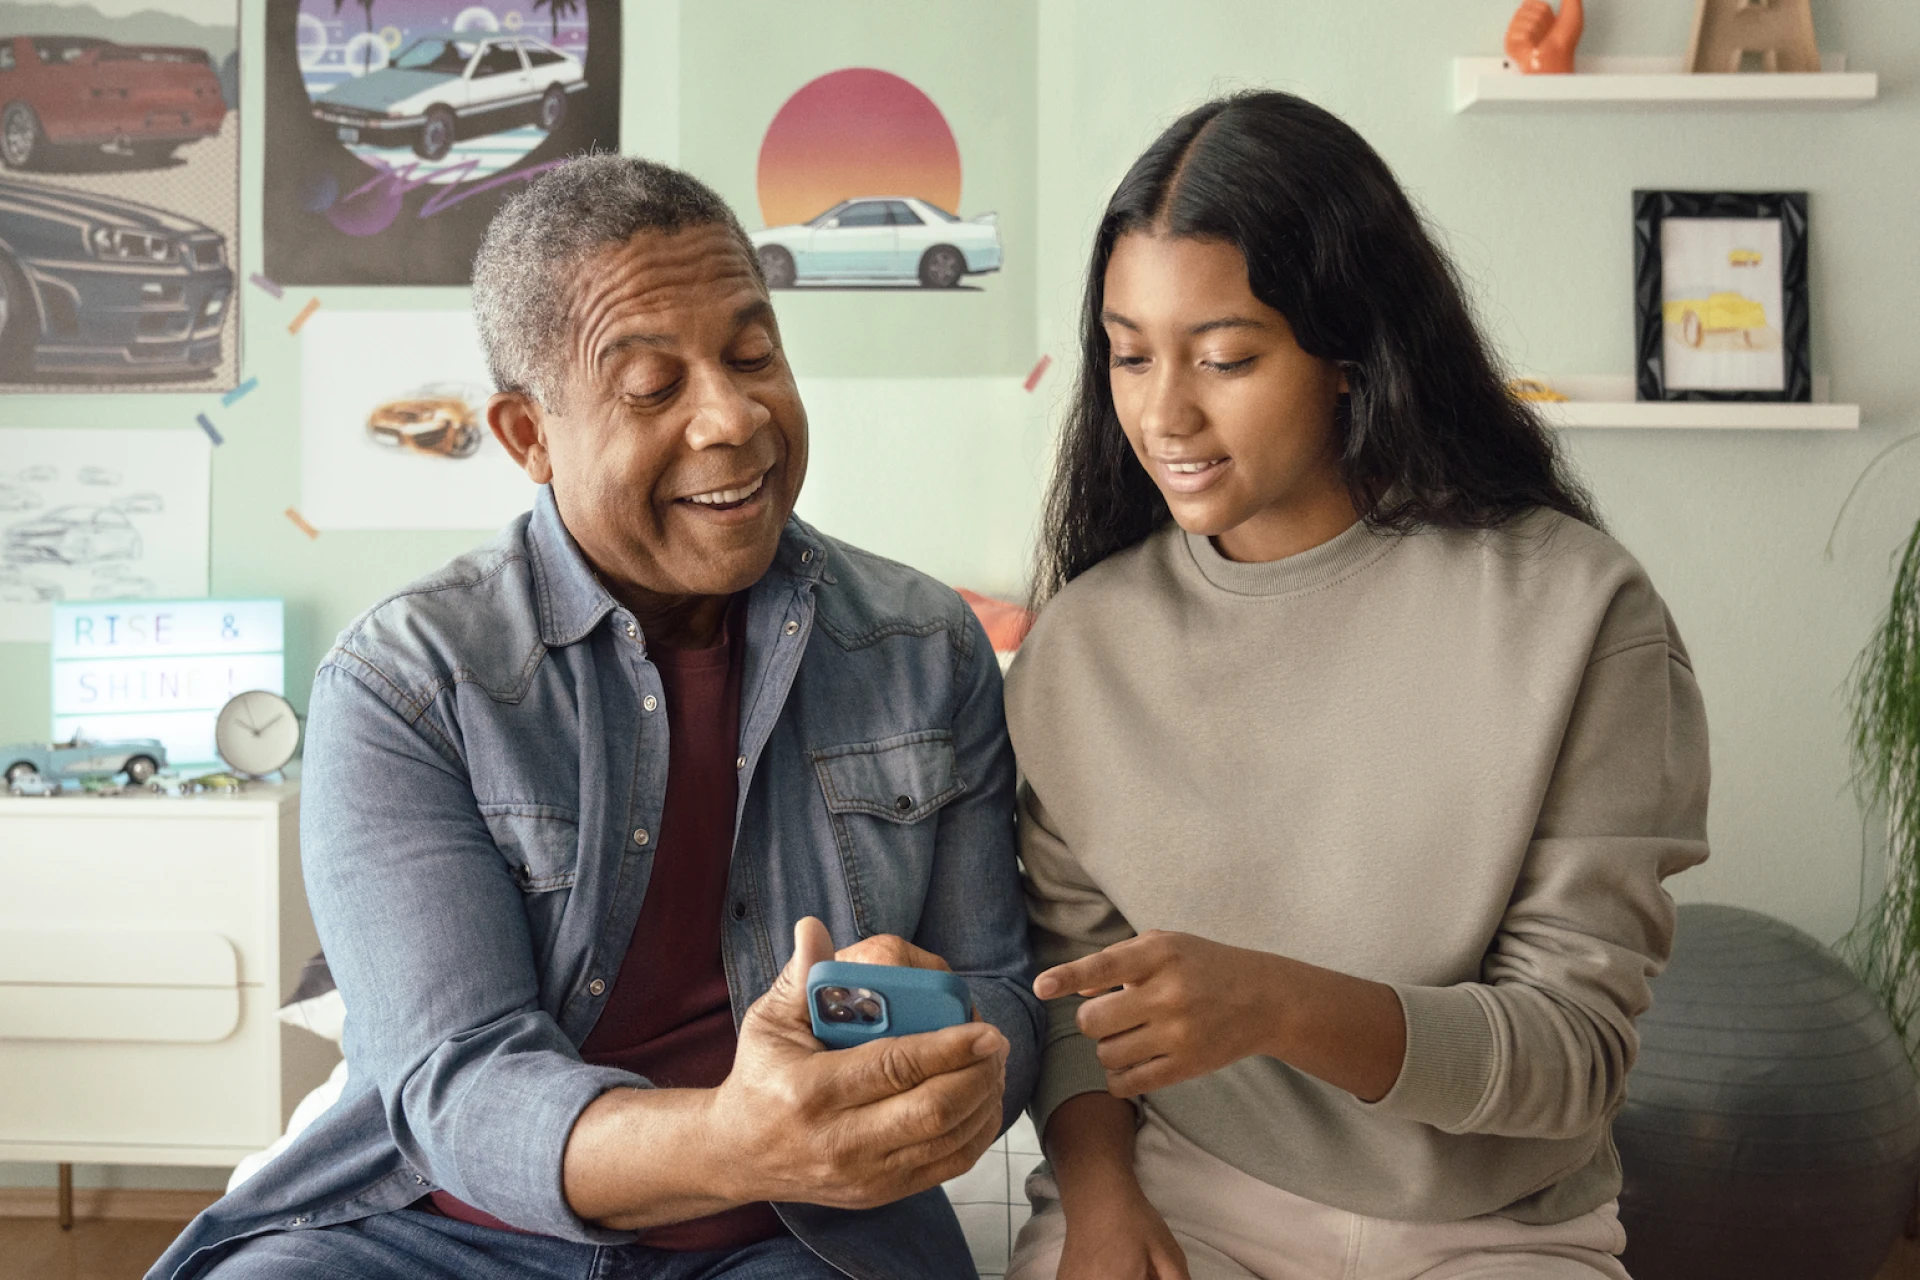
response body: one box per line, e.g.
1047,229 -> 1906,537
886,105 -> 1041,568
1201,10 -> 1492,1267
0,783 -> 338,1170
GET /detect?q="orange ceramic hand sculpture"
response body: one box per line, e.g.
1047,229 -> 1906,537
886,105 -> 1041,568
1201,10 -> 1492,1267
1504,0 -> 1584,74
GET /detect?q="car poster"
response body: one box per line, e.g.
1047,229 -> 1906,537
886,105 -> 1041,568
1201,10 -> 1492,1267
0,0 -> 240,393
262,0 -> 621,286
299,308 -> 536,530
679,0 -> 1037,378
0,427 -> 211,642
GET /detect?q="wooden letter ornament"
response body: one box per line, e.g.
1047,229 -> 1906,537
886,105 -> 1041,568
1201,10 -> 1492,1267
1687,0 -> 1820,73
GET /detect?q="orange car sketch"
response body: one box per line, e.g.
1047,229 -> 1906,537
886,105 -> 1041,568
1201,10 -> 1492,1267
1728,248 -> 1763,267
366,386 -> 482,458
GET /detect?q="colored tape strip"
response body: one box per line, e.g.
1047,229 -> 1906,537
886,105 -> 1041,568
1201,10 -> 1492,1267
221,376 -> 258,407
1023,353 -> 1053,392
195,413 -> 223,446
248,272 -> 284,299
288,297 -> 321,334
284,507 -> 320,539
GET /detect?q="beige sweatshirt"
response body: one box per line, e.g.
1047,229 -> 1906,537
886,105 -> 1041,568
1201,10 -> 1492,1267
1007,510 -> 1709,1225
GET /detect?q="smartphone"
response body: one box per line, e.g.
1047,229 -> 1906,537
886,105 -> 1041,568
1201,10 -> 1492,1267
806,960 -> 971,1048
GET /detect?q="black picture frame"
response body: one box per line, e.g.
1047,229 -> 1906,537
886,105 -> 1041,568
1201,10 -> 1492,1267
1633,189 -> 1811,403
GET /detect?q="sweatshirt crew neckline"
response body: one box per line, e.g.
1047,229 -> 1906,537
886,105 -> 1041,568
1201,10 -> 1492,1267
1181,518 -> 1398,598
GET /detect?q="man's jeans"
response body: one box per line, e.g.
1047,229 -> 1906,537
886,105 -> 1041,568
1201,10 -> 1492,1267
201,1208 -> 847,1279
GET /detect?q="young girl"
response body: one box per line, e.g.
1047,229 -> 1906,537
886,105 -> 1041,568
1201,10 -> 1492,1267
1004,91 -> 1708,1280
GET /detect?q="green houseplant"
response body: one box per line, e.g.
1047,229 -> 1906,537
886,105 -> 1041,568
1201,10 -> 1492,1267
1841,517 -> 1920,1059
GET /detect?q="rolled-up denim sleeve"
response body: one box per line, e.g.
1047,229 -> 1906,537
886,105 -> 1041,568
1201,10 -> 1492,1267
910,609 -> 1043,1133
301,661 -> 644,1243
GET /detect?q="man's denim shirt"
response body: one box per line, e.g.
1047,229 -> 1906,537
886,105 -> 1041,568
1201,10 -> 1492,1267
150,488 -> 1042,1280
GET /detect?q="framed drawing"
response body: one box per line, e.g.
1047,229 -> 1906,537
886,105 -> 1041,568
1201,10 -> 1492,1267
1634,189 -> 1811,402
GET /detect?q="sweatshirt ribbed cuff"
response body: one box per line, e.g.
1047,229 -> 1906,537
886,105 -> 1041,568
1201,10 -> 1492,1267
1028,994 -> 1110,1142
1366,984 -> 1497,1132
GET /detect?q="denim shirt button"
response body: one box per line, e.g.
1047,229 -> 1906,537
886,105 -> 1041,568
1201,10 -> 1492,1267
643,695 -> 658,712
800,549 -> 812,563
588,978 -> 606,996
414,1174 -> 426,1185
736,755 -> 746,769
625,623 -> 637,639
895,794 -> 913,812
633,828 -> 650,846
730,900 -> 747,921
784,620 -> 799,636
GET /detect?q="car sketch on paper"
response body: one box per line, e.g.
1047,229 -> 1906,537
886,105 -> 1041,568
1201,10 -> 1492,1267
5,503 -> 143,565
366,383 -> 485,458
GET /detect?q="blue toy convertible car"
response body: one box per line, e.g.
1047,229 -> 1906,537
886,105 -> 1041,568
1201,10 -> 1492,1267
4,735 -> 168,786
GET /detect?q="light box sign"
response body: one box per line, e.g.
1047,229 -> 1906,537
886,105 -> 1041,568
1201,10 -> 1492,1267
51,600 -> 285,769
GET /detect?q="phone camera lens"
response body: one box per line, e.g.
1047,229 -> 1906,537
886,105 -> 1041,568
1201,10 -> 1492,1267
821,986 -> 849,1003
853,997 -> 882,1022
824,1005 -> 854,1023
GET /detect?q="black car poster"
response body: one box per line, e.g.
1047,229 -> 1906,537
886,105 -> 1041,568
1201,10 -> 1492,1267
0,0 -> 240,391
263,0 -> 620,286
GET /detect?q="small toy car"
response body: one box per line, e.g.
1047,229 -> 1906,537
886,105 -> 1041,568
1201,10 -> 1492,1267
1506,377 -> 1569,403
366,386 -> 483,458
6,772 -> 58,797
3,735 -> 168,786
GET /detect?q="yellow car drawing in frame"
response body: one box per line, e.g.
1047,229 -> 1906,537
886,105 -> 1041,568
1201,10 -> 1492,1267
1729,248 -> 1763,267
1662,291 -> 1768,348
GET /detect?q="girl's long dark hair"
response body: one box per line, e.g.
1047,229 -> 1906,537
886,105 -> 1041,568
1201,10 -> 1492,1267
1034,91 -> 1598,603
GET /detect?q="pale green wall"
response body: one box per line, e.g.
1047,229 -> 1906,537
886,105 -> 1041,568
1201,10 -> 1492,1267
2,0 -> 1916,1192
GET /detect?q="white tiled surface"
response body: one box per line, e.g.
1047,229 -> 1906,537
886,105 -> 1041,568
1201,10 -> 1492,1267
943,1112 -> 1045,1279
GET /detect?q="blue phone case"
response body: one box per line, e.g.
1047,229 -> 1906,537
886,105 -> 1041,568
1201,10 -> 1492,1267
806,960 -> 971,1048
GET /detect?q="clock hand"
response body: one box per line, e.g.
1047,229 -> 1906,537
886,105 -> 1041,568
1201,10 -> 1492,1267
249,715 -> 283,737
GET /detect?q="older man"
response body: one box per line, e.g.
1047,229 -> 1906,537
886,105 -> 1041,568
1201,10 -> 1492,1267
149,156 -> 1040,1280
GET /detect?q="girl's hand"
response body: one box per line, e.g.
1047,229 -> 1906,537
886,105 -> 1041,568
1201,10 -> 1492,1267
1035,930 -> 1278,1096
1034,930 -> 1407,1101
1057,1186 -> 1191,1280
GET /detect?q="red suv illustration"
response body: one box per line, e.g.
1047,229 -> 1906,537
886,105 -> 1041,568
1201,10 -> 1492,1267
0,35 -> 226,170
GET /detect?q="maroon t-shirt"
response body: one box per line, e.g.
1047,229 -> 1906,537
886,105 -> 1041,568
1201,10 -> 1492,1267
431,598 -> 786,1248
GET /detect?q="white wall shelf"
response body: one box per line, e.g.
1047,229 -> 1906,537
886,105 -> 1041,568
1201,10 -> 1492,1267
1530,375 -> 1858,431
1454,55 -> 1876,112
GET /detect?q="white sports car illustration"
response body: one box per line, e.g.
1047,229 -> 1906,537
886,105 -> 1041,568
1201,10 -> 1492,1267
308,33 -> 586,162
751,197 -> 1002,288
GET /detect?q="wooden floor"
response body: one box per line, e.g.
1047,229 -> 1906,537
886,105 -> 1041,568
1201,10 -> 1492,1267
5,1214 -> 1920,1279
0,1218 -> 191,1280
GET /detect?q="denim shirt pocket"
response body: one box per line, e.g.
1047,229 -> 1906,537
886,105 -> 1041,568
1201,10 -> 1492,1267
479,803 -> 581,892
813,730 -> 966,938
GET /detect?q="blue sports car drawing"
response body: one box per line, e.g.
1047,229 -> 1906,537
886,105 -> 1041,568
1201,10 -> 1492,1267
0,176 -> 231,381
750,197 -> 1002,289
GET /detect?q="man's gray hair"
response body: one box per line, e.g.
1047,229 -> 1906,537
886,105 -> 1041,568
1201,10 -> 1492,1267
471,154 -> 762,408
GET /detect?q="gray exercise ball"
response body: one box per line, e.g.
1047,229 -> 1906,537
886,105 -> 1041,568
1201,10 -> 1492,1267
1616,903 -> 1920,1280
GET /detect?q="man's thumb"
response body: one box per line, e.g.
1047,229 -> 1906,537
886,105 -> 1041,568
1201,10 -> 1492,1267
774,916 -> 836,1011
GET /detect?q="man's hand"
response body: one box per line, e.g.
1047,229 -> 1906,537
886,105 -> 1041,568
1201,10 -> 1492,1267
706,917 -> 1007,1209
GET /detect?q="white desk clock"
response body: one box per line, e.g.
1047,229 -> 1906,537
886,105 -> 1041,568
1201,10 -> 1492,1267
214,690 -> 300,779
